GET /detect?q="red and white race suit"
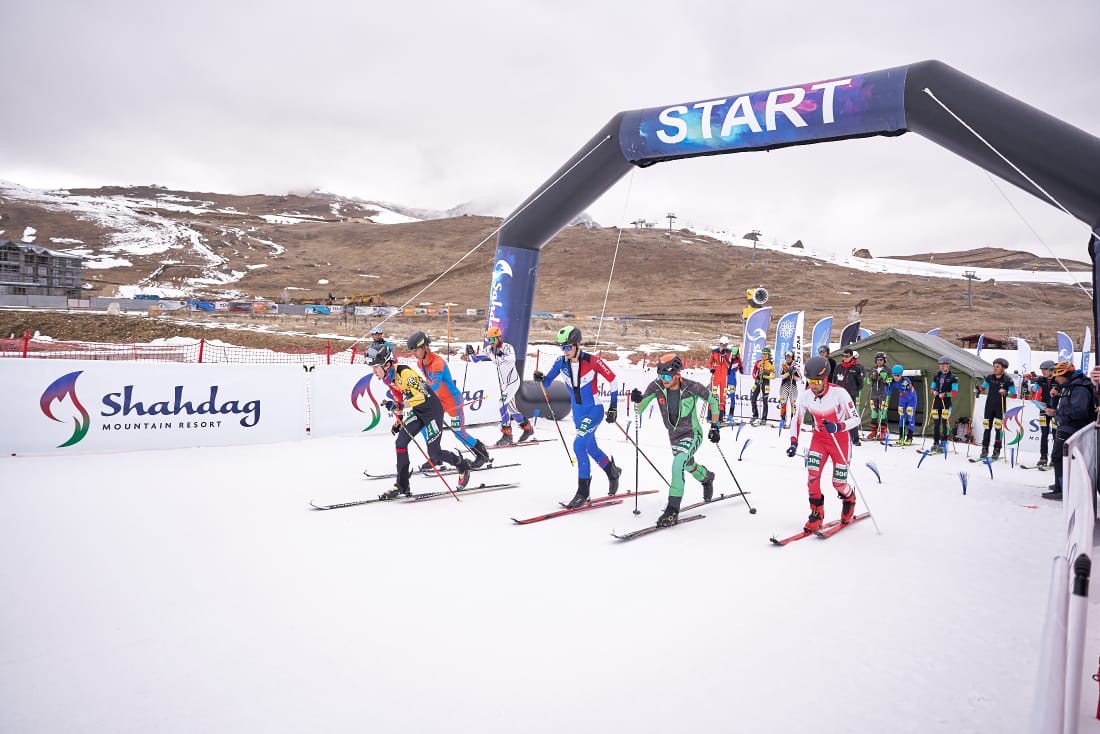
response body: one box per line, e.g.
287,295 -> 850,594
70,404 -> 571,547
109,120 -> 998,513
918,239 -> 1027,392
790,383 -> 861,499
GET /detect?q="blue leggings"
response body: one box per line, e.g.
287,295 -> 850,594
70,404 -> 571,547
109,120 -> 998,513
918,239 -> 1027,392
572,403 -> 609,479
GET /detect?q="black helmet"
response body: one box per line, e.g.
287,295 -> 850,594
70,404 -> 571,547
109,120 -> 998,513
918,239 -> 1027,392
874,351 -> 886,361
818,345 -> 829,355
366,342 -> 393,366
993,357 -> 1009,369
1040,360 -> 1055,370
656,353 -> 682,376
406,331 -> 430,350
805,356 -> 830,381
556,325 -> 582,346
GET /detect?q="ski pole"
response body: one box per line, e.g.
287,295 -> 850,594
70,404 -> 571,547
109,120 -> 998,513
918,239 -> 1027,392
611,420 -> 670,487
537,381 -> 575,466
1001,392 -> 1009,463
826,429 -> 880,534
633,410 -> 641,515
712,441 -> 756,514
398,420 -> 460,502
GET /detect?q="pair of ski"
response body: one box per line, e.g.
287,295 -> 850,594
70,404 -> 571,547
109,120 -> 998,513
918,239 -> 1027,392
609,491 -> 753,540
769,512 -> 871,545
310,482 -> 518,510
363,461 -> 520,481
510,490 -> 659,525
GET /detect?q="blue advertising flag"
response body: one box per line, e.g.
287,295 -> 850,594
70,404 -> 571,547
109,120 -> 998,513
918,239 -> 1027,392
810,317 -> 833,355
1056,332 -> 1074,364
773,311 -> 800,362
1081,327 -> 1092,372
975,334 -> 985,358
740,307 -> 773,376
839,321 -> 861,348
926,328 -> 941,336
858,328 -> 873,340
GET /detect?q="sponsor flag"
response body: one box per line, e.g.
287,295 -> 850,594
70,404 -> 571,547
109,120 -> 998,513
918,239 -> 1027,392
839,320 -> 861,348
810,317 -> 833,356
1056,331 -> 1074,364
740,307 -> 773,376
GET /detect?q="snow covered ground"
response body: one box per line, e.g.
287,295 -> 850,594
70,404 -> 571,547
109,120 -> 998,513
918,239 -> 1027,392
1,377 -> 1095,733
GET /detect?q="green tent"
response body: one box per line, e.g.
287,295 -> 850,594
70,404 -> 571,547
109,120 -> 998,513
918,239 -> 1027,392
829,328 -> 994,433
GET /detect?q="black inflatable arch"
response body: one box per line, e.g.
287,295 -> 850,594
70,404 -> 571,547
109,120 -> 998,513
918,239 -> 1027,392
484,60 -> 1100,417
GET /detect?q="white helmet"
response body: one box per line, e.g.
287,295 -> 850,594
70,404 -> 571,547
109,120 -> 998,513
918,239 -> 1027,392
719,336 -> 729,345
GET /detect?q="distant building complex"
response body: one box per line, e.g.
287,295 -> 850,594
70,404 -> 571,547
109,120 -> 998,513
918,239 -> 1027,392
0,240 -> 83,297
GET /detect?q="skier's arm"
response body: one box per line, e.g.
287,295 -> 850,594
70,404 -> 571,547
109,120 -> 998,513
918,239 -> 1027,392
635,381 -> 660,412
593,356 -> 619,407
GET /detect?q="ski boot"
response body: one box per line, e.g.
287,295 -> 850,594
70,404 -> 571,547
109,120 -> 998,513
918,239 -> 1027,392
379,483 -> 412,501
455,459 -> 472,490
702,470 -> 716,502
470,440 -> 491,469
495,426 -> 514,447
991,446 -> 1002,462
1042,485 -> 1063,501
839,491 -> 857,524
804,496 -> 825,533
656,495 -> 682,528
866,426 -> 879,442
418,461 -> 433,474
1036,456 -> 1049,469
928,444 -> 943,455
565,478 -> 591,509
518,422 -> 535,443
603,457 -> 622,496
979,447 -> 989,460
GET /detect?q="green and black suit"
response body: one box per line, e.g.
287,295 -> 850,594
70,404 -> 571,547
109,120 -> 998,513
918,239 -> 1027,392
636,377 -> 720,498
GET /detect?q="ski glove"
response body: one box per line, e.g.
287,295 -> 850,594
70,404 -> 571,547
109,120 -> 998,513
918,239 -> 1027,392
532,370 -> 545,383
630,388 -> 643,403
708,424 -> 721,443
786,438 -> 798,457
710,368 -> 716,374
381,399 -> 397,412
823,420 -> 842,433
606,406 -> 618,424
391,420 -> 402,436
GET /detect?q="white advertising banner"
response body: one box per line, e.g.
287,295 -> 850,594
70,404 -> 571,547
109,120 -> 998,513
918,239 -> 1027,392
0,359 -> 306,455
309,357 -> 510,438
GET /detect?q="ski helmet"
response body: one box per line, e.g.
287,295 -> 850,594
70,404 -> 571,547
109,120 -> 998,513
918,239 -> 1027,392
1053,361 -> 1075,377
993,357 -> 1009,369
818,345 -> 829,355
719,336 -> 729,345
556,325 -> 582,346
804,356 -> 829,381
406,331 -> 430,350
656,353 -> 682,377
891,365 -> 904,376
485,326 -> 502,339
370,326 -> 384,336
730,345 -> 740,355
874,351 -> 886,362
761,347 -> 771,356
366,342 -> 393,367
784,350 -> 794,359
1040,360 -> 1056,371
938,355 -> 951,365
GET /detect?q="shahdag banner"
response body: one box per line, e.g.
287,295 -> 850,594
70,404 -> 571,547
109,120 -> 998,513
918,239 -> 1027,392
0,359 -> 305,455
740,307 -> 773,376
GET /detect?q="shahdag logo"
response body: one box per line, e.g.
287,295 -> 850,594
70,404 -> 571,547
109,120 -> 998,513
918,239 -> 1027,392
350,374 -> 382,431
1005,405 -> 1024,448
40,371 -> 91,447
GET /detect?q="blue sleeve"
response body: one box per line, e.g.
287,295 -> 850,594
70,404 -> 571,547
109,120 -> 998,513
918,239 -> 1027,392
471,354 -> 491,363
439,364 -> 461,396
542,357 -> 565,385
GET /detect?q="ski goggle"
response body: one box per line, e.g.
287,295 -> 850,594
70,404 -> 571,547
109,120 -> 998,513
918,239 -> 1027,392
658,373 -> 674,383
561,344 -> 576,353
807,378 -> 826,386
487,336 -> 500,343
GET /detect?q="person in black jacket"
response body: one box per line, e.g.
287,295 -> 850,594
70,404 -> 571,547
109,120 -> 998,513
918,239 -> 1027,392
832,349 -> 865,446
978,357 -> 1017,461
1043,361 -> 1098,500
1029,360 -> 1057,468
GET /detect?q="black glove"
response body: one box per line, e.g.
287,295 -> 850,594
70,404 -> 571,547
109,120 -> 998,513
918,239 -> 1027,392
708,424 -> 721,443
532,370 -> 545,383
974,386 -> 981,397
606,406 -> 618,424
710,368 -> 715,374
823,420 -> 841,434
786,438 -> 798,457
390,420 -> 402,436
381,399 -> 396,412
630,388 -> 643,403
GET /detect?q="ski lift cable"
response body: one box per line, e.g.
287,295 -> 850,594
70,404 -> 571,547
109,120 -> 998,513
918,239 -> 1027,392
593,167 -> 636,349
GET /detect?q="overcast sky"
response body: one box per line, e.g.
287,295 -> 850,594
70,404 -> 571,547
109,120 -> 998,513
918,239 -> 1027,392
5,1 -> 1098,261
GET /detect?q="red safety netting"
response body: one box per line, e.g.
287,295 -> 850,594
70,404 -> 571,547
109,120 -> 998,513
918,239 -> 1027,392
0,332 -> 365,365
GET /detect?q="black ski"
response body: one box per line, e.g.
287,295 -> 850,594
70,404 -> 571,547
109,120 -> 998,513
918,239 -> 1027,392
310,482 -> 516,510
611,514 -> 705,541
486,438 -> 554,449
679,491 -> 752,514
362,462 -> 520,480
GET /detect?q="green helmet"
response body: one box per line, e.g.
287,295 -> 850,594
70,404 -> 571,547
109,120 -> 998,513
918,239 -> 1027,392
556,325 -> 582,346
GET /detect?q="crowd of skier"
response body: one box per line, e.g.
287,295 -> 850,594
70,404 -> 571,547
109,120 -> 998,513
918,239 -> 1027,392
362,322 -> 1099,533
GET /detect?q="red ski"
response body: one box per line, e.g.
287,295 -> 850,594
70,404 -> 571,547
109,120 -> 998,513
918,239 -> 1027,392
770,518 -> 845,546
814,512 -> 871,538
